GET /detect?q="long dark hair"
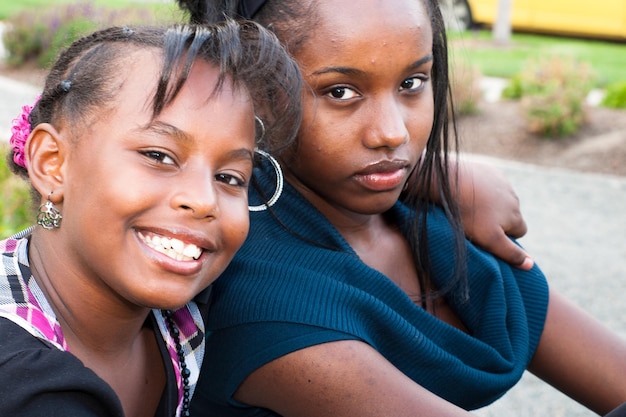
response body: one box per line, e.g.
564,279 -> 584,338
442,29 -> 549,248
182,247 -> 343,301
177,0 -> 468,304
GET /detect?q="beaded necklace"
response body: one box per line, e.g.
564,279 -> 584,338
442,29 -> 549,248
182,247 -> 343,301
161,310 -> 191,417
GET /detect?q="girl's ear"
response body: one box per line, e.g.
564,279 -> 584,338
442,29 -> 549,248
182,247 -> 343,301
26,123 -> 68,203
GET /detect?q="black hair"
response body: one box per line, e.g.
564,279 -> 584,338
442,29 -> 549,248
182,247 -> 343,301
177,0 -> 468,304
9,20 -> 303,184
178,0 -> 315,54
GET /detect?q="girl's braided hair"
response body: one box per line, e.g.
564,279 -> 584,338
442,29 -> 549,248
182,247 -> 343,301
9,19 -> 302,180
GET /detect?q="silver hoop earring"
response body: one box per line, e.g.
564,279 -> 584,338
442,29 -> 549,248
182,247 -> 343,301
37,192 -> 62,230
248,149 -> 284,212
254,115 -> 266,144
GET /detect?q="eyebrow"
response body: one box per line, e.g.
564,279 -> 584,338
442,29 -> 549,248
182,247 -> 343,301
312,54 -> 434,76
141,121 -> 254,162
226,148 -> 255,163
142,121 -> 192,144
408,54 -> 434,70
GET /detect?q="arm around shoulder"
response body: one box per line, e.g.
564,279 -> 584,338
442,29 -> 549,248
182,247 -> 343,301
456,161 -> 534,269
428,159 -> 533,270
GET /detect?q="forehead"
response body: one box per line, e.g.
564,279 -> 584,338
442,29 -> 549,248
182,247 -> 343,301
295,0 -> 433,73
112,48 -> 161,106
298,0 -> 432,64
115,48 -> 249,112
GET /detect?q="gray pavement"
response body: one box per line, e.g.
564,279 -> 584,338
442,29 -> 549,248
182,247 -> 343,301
0,75 -> 39,142
1,74 -> 625,415
470,156 -> 626,417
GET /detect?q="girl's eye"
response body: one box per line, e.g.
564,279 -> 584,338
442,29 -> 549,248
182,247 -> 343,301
216,173 -> 246,187
142,150 -> 175,165
325,86 -> 359,100
400,76 -> 426,92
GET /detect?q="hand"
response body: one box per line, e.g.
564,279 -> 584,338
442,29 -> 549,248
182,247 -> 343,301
456,161 -> 533,270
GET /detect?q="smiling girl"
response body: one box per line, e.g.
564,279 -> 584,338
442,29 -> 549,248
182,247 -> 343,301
0,21 -> 300,417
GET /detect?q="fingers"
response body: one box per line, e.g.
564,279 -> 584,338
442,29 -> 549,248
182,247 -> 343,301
481,232 -> 534,270
500,207 -> 528,239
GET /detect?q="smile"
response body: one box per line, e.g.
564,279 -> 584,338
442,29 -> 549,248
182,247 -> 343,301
137,231 -> 203,261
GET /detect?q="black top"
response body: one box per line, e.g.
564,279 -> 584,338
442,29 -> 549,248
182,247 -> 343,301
0,316 -> 178,417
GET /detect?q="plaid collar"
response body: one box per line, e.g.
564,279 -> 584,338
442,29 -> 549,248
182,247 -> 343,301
0,230 -> 205,415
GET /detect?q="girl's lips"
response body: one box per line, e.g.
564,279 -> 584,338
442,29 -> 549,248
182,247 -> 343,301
354,160 -> 409,191
354,168 -> 406,191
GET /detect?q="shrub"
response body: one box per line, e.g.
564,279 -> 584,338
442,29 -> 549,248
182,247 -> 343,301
511,57 -> 596,138
3,1 -> 171,68
2,15 -> 48,66
449,59 -> 482,116
0,147 -> 33,237
601,81 -> 626,109
522,90 -> 587,137
501,73 -> 546,100
500,75 -> 523,100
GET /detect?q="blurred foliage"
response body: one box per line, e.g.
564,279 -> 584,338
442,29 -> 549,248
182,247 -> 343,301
450,58 -> 482,116
601,82 -> 626,109
0,146 -> 33,238
38,17 -> 99,68
450,30 -> 626,88
0,0 -> 179,20
2,1 -> 181,68
510,57 -> 596,138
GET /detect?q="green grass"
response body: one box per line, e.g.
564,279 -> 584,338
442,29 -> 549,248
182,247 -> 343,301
0,0 -> 182,21
450,30 -> 626,87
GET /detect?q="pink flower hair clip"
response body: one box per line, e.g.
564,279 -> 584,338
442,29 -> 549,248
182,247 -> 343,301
9,95 -> 41,169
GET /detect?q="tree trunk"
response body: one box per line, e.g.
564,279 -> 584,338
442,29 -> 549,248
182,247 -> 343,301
493,0 -> 513,44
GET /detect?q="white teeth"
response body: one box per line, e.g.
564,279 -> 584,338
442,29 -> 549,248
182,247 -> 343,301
171,239 -> 184,253
138,232 -> 202,261
183,244 -> 202,259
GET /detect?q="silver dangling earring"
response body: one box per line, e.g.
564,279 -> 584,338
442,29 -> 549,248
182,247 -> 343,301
37,192 -> 62,230
248,148 -> 284,212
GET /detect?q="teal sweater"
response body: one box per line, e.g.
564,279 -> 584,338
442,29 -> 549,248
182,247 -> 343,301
191,163 -> 549,416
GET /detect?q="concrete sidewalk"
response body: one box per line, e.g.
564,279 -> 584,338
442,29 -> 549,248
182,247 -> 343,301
0,75 -> 40,142
470,156 -> 626,417
1,74 -> 625,416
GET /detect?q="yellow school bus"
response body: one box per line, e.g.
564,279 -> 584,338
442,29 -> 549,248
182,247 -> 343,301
440,0 -> 626,40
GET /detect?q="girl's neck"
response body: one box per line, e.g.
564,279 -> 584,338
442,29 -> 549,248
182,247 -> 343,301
27,231 -> 151,354
27,232 -> 166,417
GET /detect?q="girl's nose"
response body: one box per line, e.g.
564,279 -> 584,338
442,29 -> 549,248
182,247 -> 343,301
363,96 -> 410,150
172,169 -> 218,220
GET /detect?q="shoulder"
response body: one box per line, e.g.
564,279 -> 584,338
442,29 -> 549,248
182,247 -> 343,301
0,318 -> 124,417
